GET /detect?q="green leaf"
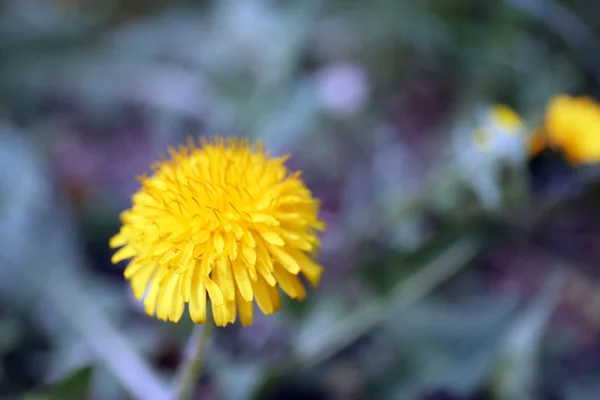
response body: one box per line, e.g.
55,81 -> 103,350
17,367 -> 94,400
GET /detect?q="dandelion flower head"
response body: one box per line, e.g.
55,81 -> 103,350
110,137 -> 325,327
544,94 -> 600,164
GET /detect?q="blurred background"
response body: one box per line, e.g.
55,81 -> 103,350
2,0 -> 600,399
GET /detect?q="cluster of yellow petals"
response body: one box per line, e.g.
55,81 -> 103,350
110,137 -> 325,327
529,94 -> 600,164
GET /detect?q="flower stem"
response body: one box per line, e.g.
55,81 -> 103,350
174,323 -> 213,400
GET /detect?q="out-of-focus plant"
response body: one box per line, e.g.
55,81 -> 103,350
531,94 -> 600,165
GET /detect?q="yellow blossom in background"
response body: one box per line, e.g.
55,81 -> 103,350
110,137 -> 325,327
490,104 -> 523,136
527,127 -> 548,157
472,104 -> 524,150
543,94 -> 600,164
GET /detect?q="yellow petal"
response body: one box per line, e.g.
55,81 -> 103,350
159,248 -> 179,265
266,284 -> 281,312
273,266 -> 306,300
236,286 -> 254,326
143,278 -> 161,316
276,195 -> 303,205
280,231 -> 312,251
232,223 -> 244,240
242,242 -> 256,267
269,245 -> 300,274
215,258 -> 235,302
233,262 -> 253,301
179,241 -> 195,268
243,231 -> 255,247
250,213 -> 280,226
253,277 -> 274,314
159,267 -> 177,286
112,245 -> 136,264
123,258 -> 147,278
168,229 -> 190,242
109,232 -> 128,248
129,263 -> 157,300
310,220 -> 326,230
156,272 -> 178,321
257,261 -> 277,286
213,232 -> 225,254
179,266 -> 193,302
257,245 -> 273,271
169,277 -> 185,322
192,230 -> 210,243
273,212 -> 302,222
204,276 -> 224,306
227,234 -> 238,260
225,300 -> 237,325
152,242 -> 174,257
211,296 -> 233,327
212,303 -> 226,327
201,243 -> 214,275
259,230 -> 285,246
290,249 -> 323,287
189,279 -> 207,324
246,263 -> 257,281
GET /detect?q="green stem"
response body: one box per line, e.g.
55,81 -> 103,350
173,323 -> 213,400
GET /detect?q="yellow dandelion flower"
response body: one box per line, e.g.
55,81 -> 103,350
527,127 -> 548,157
110,137 -> 326,327
544,94 -> 600,164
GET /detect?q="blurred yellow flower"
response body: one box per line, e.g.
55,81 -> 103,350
490,104 -> 523,136
110,137 -> 325,327
542,94 -> 600,164
527,127 -> 548,157
472,104 -> 524,151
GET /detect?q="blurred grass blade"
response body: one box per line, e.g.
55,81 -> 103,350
490,269 -> 566,400
296,233 -> 485,370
